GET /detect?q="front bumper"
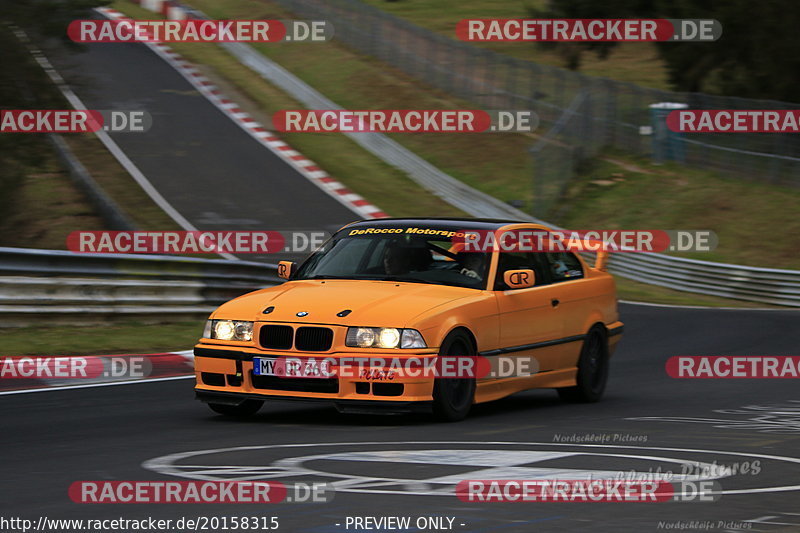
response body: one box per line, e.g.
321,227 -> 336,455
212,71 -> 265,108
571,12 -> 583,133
195,389 -> 430,415
193,344 -> 438,405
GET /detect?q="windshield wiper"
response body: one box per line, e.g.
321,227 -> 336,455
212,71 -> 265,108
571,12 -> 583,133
374,276 -> 446,285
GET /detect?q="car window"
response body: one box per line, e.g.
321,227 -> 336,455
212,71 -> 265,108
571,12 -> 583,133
306,238 -> 373,276
494,252 -> 547,290
293,227 -> 492,289
362,238 -> 388,272
545,252 -> 584,282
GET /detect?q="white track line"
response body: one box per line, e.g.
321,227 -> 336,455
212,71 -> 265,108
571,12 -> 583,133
96,7 -> 388,221
0,375 -> 195,396
618,299 -> 793,311
13,28 -> 237,261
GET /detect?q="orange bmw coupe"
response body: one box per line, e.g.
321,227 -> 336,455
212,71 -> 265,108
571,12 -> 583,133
194,218 -> 623,421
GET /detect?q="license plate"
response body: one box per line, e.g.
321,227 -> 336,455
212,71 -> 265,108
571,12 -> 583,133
253,357 -> 332,379
252,357 -> 279,376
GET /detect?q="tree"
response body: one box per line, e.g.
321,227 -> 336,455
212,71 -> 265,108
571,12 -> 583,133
0,0 -> 108,214
527,0 -> 800,102
527,0 -> 656,70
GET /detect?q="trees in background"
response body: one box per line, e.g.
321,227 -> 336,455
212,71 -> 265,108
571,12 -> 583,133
528,0 -> 800,102
0,0 -> 106,213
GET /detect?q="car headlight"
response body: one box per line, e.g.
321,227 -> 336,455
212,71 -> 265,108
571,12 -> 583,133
204,319 -> 253,342
345,327 -> 426,349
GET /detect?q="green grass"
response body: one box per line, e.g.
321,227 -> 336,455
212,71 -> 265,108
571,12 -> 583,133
0,27 -> 184,248
64,134 -> 184,232
614,277 -> 780,308
0,138 -> 106,249
359,0 -> 671,89
2,321 -> 203,356
0,132 -> 186,250
554,151 -> 800,269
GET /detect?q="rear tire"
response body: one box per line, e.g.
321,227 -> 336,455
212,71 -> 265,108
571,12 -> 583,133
207,400 -> 263,417
557,326 -> 609,403
432,331 -> 476,422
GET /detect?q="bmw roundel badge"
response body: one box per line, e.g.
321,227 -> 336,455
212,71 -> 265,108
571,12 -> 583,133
296,311 -> 309,317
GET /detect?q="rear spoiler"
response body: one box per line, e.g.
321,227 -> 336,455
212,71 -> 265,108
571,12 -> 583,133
595,250 -> 609,271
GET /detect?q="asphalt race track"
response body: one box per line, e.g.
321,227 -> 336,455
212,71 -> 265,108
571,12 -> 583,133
4,304 -> 800,532
46,35 -> 359,259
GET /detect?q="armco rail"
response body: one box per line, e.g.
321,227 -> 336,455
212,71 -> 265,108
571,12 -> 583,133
0,247 -> 280,326
2,245 -> 799,314
605,253 -> 800,307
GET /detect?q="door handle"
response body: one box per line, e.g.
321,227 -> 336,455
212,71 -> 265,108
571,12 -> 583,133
551,298 -> 560,308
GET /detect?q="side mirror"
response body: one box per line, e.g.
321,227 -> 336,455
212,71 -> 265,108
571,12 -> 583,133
503,269 -> 535,289
277,260 -> 297,280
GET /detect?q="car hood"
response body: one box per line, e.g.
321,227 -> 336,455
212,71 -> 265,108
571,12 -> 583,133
213,279 -> 478,327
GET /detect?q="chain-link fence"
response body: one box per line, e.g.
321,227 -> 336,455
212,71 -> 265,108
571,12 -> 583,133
275,0 -> 800,215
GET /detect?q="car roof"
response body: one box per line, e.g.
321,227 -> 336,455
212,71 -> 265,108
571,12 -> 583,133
343,217 -> 530,232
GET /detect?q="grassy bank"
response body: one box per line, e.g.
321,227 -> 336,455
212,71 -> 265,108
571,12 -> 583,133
2,321 -> 203,356
360,0 -> 671,89
555,151 -> 800,269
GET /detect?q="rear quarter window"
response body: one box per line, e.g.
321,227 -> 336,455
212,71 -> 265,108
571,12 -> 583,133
545,252 -> 584,282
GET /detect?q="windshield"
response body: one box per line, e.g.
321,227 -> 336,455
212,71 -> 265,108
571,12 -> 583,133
293,226 -> 491,289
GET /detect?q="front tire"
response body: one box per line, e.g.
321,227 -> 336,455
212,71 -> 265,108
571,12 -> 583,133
557,326 -> 609,403
207,400 -> 263,417
432,331 -> 476,422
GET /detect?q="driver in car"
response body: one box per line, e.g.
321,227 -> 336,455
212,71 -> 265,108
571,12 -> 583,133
383,243 -> 413,275
383,243 -> 432,276
456,252 -> 483,280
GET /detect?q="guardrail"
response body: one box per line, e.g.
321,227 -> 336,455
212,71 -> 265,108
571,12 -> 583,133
4,244 -> 799,319
0,247 -> 280,326
605,253 -> 800,307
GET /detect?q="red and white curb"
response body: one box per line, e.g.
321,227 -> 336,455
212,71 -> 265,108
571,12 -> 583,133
0,350 -> 195,394
97,6 -> 389,220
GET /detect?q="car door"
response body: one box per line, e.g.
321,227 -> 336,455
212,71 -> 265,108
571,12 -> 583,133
542,251 -> 589,369
493,251 -> 563,373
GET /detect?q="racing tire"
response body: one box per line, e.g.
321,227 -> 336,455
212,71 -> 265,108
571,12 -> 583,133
557,326 -> 609,403
432,331 -> 476,422
207,400 -> 263,417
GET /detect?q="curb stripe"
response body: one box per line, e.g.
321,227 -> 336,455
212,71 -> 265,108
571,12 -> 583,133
96,6 -> 388,220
